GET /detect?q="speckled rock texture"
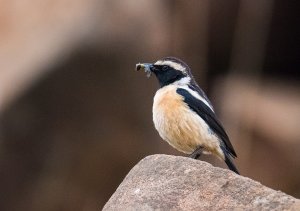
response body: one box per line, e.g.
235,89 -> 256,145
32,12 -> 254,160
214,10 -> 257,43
103,154 -> 300,211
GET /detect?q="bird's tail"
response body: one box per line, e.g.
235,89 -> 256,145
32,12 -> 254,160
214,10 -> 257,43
224,155 -> 239,175
221,146 -> 240,174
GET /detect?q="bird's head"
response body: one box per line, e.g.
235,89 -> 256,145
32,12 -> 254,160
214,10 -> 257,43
136,57 -> 193,87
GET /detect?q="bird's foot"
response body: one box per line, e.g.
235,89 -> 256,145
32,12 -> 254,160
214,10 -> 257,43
189,146 -> 204,159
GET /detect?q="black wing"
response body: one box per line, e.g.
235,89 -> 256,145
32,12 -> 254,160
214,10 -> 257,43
176,88 -> 237,158
188,83 -> 214,110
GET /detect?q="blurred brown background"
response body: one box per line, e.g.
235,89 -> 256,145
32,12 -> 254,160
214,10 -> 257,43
0,0 -> 299,210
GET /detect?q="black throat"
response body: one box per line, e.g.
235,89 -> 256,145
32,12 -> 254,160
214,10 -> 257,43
154,69 -> 185,87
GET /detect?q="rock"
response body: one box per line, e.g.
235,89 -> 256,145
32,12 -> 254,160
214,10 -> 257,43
103,154 -> 300,211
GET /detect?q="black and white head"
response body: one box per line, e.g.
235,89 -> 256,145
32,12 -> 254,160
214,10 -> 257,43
136,57 -> 214,112
136,57 -> 195,87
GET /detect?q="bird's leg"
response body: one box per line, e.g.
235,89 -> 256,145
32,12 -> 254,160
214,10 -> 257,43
189,146 -> 204,159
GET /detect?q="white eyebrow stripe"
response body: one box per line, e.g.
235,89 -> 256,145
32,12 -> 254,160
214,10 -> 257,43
154,60 -> 186,73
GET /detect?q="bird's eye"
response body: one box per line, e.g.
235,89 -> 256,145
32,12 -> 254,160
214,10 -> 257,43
162,65 -> 169,71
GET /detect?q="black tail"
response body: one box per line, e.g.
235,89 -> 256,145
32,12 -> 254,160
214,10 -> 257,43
224,153 -> 239,174
220,146 -> 239,174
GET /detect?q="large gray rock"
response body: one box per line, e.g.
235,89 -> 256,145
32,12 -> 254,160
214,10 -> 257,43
103,155 -> 300,211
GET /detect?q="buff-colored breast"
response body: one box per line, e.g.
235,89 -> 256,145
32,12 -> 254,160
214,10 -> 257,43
152,85 -> 224,159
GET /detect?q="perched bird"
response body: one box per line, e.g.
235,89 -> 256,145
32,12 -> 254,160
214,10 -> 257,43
136,57 -> 239,174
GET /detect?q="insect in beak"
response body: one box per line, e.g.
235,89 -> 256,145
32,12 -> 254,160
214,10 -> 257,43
136,63 -> 153,78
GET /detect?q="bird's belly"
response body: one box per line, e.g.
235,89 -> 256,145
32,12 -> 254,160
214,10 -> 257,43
153,92 -> 220,154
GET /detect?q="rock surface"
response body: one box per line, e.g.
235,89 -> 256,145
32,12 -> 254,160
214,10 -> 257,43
103,154 -> 300,211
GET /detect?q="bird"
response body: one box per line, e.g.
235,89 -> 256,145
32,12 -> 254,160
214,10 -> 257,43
136,57 -> 239,174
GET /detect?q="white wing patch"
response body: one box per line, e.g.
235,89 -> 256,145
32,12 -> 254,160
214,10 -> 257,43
181,86 -> 214,112
154,60 -> 187,73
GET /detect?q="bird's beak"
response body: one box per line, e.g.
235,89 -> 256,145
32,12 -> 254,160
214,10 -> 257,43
136,63 -> 153,78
